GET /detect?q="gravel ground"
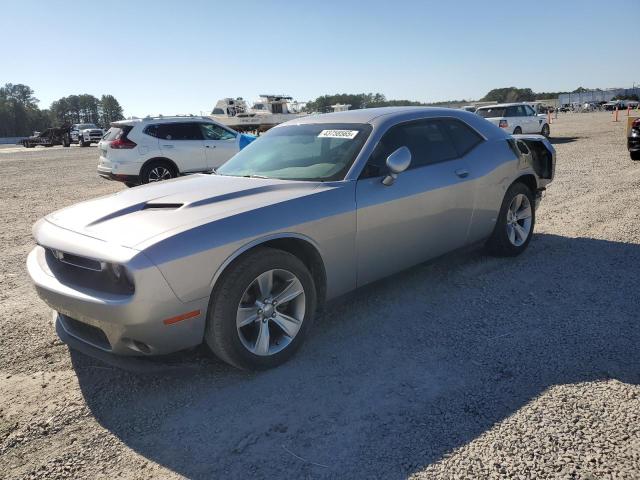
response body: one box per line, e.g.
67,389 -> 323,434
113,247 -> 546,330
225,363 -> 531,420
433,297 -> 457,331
0,112 -> 639,479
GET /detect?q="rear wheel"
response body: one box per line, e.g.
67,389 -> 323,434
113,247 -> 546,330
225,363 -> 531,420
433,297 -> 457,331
541,124 -> 550,137
513,126 -> 522,135
205,248 -> 317,370
141,160 -> 176,184
486,182 -> 535,257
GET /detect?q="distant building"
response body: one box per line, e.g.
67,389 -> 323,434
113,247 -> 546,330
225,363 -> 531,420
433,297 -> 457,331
559,87 -> 639,106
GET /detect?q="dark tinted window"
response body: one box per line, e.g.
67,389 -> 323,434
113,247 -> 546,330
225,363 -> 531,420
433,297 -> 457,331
506,106 -> 526,117
143,124 -> 159,138
362,119 -> 458,177
476,107 -> 506,118
156,123 -> 203,140
200,123 -> 236,140
440,119 -> 483,157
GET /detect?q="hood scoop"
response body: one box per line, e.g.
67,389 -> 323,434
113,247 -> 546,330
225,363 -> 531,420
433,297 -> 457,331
142,203 -> 184,210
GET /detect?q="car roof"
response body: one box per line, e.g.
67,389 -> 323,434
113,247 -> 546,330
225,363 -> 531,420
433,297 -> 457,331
476,103 -> 527,109
111,116 -> 225,127
283,106 -> 471,126
277,106 -> 507,142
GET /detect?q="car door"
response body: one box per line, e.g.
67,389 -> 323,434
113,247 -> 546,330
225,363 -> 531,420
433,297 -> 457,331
200,123 -> 239,170
157,122 -> 206,173
355,119 -> 476,287
523,105 -> 542,133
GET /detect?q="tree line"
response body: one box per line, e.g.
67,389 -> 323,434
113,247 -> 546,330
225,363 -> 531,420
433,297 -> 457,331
305,87 -> 593,113
0,83 -> 124,137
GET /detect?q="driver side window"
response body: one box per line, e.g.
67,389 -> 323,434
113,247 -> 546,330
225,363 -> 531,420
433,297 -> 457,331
360,120 -> 458,178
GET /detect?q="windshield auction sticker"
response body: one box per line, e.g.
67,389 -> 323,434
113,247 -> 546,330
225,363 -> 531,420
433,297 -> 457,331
318,130 -> 359,139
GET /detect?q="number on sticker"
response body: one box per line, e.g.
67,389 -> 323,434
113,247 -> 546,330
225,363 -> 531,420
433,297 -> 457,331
317,130 -> 359,139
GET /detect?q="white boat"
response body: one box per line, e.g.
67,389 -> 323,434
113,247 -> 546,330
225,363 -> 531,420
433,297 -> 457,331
210,95 -> 308,131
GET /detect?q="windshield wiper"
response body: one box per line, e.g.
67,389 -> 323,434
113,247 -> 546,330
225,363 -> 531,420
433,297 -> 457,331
243,174 -> 270,179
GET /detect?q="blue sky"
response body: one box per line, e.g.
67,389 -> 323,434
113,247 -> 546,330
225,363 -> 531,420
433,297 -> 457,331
3,0 -> 638,116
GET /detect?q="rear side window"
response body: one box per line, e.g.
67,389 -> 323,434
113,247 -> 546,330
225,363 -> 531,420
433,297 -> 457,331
200,123 -> 236,140
506,106 -> 526,117
477,107 -> 506,118
363,119 -> 458,177
439,119 -> 483,157
156,123 -> 203,140
143,124 -> 159,138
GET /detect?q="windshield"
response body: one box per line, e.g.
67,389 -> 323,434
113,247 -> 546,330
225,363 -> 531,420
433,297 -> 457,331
217,123 -> 372,181
76,123 -> 98,130
476,107 -> 506,118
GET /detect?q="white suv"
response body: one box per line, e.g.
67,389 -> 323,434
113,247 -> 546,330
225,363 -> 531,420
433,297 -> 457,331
97,117 -> 255,187
476,103 -> 550,137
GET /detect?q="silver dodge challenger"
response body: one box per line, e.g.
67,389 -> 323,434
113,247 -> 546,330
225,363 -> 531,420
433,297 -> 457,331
27,107 -> 555,370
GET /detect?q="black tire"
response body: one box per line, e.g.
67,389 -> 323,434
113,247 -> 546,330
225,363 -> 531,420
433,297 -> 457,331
78,138 -> 86,147
124,182 -> 137,188
140,160 -> 177,184
541,124 -> 550,138
24,142 -> 34,148
62,136 -> 70,147
513,126 -> 522,135
485,182 -> 536,257
631,151 -> 640,161
205,248 -> 317,370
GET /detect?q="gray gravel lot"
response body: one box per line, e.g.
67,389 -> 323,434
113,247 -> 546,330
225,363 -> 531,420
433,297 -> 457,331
0,112 -> 639,479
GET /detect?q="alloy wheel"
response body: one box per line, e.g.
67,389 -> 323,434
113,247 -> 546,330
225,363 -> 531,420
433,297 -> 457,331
506,193 -> 532,247
236,269 -> 306,356
148,166 -> 172,182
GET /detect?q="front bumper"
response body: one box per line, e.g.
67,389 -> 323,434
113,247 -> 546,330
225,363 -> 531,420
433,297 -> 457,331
27,236 -> 208,356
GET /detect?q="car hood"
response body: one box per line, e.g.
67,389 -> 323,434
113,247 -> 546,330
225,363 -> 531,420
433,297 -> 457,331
45,174 -> 325,249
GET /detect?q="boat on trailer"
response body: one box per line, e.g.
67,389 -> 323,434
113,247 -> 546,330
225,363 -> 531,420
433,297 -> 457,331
210,95 -> 308,132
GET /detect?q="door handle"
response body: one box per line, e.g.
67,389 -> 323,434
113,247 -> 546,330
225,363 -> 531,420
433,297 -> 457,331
455,169 -> 469,178
162,144 -> 174,149
205,145 -> 216,148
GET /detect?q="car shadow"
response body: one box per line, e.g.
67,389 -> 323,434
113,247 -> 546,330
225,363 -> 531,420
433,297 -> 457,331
549,136 -> 581,145
71,233 -> 640,479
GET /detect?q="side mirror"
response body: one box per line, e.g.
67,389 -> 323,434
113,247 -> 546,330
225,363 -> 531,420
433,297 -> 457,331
382,146 -> 411,186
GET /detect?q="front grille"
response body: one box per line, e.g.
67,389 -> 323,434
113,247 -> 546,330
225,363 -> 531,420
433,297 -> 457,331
60,315 -> 111,350
45,249 -> 134,295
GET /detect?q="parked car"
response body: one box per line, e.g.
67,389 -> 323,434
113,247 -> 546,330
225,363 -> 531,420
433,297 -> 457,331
71,123 -> 104,147
476,103 -> 550,137
97,116 -> 256,187
629,118 -> 640,160
603,101 -> 624,111
27,107 -> 555,370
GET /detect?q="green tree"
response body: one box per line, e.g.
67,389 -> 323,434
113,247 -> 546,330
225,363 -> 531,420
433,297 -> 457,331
99,94 -> 124,127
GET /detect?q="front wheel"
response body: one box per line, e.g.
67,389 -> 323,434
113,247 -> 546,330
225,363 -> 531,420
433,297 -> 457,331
513,127 -> 522,135
631,151 -> 640,161
486,182 -> 535,257
205,248 -> 317,370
